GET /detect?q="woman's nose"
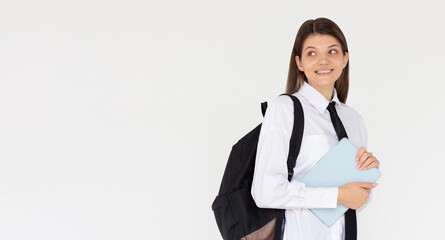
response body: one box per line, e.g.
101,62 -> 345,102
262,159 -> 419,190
318,54 -> 330,65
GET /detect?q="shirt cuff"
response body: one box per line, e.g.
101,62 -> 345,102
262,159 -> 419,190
304,187 -> 339,209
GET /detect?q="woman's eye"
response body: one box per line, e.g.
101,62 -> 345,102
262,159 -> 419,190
329,49 -> 337,54
308,51 -> 315,56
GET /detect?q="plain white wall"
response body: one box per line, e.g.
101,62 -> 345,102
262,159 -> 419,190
0,0 -> 444,239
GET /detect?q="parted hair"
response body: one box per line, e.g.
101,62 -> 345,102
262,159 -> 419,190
285,17 -> 350,103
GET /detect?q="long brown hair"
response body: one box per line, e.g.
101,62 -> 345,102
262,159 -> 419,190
285,17 -> 350,103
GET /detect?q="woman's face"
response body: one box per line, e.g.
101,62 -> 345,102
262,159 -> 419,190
295,34 -> 349,92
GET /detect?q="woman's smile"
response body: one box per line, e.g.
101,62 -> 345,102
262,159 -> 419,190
315,69 -> 333,75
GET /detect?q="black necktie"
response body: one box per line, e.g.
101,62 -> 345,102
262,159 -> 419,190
327,102 -> 348,140
326,101 -> 357,240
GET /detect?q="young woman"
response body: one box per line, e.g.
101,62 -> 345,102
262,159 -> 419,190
251,17 -> 380,240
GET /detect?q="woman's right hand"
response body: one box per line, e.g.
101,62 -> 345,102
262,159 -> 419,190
337,182 -> 378,209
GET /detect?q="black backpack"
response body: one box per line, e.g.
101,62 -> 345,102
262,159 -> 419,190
212,94 -> 304,240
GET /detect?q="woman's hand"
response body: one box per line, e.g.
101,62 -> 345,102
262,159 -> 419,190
356,147 -> 380,170
338,182 -> 377,209
338,148 -> 380,209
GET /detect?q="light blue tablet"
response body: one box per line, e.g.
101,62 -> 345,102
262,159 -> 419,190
299,138 -> 381,226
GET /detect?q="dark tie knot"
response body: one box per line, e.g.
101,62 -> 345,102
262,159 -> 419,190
327,101 -> 337,113
326,101 -> 348,140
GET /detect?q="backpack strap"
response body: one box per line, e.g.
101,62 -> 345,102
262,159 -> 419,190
260,94 -> 304,181
261,102 -> 268,117
280,94 -> 304,182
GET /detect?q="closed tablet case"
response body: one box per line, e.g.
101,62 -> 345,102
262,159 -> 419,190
299,138 -> 381,227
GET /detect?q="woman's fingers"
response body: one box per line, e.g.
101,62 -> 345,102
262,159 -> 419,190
363,158 -> 379,170
358,151 -> 372,169
356,148 -> 380,170
358,182 -> 378,189
356,147 -> 366,162
359,153 -> 372,169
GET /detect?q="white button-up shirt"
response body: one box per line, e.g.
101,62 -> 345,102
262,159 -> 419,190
251,82 -> 368,240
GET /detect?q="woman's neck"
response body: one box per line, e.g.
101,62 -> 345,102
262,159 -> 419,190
308,82 -> 335,101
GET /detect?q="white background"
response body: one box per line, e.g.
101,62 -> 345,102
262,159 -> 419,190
0,0 -> 444,239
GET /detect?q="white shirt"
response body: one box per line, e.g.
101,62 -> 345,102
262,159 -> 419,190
251,82 -> 367,240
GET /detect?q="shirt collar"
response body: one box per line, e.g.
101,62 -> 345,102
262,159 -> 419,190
299,81 -> 342,114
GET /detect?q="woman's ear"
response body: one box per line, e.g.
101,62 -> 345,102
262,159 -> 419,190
343,51 -> 349,68
295,55 -> 304,71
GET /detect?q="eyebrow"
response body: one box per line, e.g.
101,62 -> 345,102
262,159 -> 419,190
304,44 -> 341,52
